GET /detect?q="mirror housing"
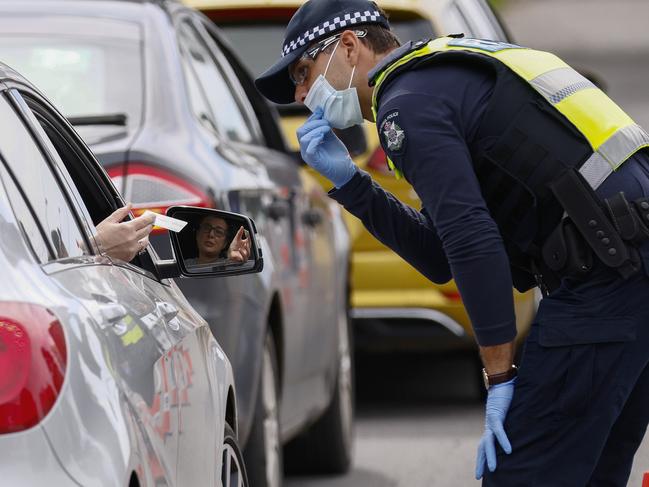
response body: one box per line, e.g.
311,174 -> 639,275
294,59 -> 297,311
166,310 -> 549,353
162,206 -> 263,279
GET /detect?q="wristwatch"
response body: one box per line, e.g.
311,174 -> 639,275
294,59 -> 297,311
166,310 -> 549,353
482,365 -> 518,390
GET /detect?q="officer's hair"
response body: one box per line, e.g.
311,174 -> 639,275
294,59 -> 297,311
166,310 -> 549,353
359,24 -> 402,53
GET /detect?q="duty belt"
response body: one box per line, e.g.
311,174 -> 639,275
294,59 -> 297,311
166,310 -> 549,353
535,168 -> 649,294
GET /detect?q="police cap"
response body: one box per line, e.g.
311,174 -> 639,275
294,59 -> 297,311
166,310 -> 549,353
254,0 -> 390,105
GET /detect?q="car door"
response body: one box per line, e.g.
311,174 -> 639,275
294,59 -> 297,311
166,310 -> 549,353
3,82 -> 224,486
0,86 -> 181,485
16,85 -> 227,487
175,12 -> 317,412
193,13 -> 340,409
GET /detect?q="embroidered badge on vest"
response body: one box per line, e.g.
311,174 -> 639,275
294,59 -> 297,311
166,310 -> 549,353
381,111 -> 405,152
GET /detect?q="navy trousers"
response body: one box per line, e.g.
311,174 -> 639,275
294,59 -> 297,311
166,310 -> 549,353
483,270 -> 649,487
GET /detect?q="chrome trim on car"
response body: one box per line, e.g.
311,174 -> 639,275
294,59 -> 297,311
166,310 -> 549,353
350,307 -> 466,337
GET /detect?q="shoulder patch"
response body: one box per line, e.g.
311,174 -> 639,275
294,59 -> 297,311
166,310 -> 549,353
380,110 -> 406,153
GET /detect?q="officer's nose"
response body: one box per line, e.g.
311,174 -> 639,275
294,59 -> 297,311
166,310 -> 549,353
294,84 -> 309,104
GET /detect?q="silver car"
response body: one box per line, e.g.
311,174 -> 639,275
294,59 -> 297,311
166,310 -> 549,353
0,61 -> 257,486
0,2 -> 355,486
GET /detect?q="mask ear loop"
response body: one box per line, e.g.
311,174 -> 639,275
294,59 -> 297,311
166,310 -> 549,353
323,40 -> 341,79
323,40 -> 357,90
348,65 -> 357,89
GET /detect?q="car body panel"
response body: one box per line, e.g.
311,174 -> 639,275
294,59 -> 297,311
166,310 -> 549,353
0,68 -> 237,486
188,0 -> 536,351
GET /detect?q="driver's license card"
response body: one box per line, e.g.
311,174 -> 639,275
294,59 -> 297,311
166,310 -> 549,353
143,210 -> 187,233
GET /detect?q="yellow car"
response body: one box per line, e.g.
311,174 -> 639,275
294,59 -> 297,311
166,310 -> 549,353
186,0 -> 536,352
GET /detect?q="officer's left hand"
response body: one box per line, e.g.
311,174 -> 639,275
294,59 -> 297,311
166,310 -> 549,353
475,378 -> 516,479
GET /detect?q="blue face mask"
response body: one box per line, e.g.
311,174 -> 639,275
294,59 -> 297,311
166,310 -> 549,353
304,41 -> 364,129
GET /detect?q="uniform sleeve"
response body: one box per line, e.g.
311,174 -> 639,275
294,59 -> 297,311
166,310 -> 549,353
378,92 -> 517,347
329,170 -> 452,284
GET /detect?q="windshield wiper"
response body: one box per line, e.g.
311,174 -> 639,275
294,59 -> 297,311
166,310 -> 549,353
68,113 -> 128,127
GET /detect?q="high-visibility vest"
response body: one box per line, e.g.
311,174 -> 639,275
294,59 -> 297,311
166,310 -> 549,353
369,37 -> 649,290
370,37 -> 649,190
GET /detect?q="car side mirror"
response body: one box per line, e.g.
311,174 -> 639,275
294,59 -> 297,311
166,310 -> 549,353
158,206 -> 263,279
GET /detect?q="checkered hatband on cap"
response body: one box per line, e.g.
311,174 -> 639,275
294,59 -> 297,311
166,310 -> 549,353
282,10 -> 383,57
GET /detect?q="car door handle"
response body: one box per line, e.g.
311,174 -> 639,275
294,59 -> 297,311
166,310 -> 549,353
157,301 -> 179,322
266,199 -> 290,220
98,303 -> 128,325
302,208 -> 323,227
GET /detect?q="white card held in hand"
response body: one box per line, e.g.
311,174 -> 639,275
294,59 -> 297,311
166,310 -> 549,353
143,210 -> 188,232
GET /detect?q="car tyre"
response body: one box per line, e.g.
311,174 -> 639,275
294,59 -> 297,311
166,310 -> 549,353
244,330 -> 282,487
222,423 -> 249,487
284,305 -> 355,474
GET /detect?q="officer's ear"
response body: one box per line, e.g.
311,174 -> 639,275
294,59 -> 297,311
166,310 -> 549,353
339,30 -> 361,67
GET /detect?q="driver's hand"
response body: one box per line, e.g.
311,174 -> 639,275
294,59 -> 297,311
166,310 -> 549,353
227,226 -> 251,263
95,204 -> 155,262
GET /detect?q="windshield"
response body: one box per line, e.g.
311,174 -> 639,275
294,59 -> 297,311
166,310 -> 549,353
221,19 -> 436,79
0,20 -> 143,132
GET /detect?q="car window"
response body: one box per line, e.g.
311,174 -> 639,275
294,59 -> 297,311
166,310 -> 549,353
0,160 -> 51,262
177,20 -> 256,144
17,90 -> 162,276
193,19 -> 265,143
448,0 -> 507,40
0,16 -> 144,142
0,92 -> 90,262
10,91 -> 99,239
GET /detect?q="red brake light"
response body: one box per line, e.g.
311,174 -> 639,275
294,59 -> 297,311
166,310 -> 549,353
366,146 -> 392,176
108,163 -> 214,235
0,303 -> 67,434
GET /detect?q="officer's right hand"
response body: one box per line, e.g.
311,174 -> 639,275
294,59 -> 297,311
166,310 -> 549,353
475,378 -> 515,480
297,108 -> 357,188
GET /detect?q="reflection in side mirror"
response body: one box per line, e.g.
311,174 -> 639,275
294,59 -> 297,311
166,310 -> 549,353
166,206 -> 263,278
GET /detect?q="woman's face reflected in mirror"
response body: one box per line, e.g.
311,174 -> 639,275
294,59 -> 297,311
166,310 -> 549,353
195,215 -> 229,264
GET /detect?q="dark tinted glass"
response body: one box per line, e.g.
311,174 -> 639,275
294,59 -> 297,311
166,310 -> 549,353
178,22 -> 254,144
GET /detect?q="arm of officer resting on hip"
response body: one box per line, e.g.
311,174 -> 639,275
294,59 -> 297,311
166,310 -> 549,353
298,110 -> 452,284
95,203 -> 156,262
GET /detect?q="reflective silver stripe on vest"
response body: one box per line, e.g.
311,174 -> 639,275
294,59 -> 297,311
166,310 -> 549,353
579,124 -> 649,189
530,67 -> 596,105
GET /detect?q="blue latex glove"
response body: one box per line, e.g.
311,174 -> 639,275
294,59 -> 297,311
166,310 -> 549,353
297,108 -> 357,188
475,378 -> 516,479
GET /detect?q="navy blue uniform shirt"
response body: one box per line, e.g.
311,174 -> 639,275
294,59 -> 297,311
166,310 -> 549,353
330,58 -> 649,347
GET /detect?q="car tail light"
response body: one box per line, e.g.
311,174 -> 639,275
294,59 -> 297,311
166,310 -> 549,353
365,147 -> 393,176
0,303 -> 67,434
108,163 -> 214,234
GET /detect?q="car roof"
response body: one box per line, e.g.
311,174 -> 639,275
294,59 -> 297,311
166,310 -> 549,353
0,0 -> 161,22
183,0 -> 445,20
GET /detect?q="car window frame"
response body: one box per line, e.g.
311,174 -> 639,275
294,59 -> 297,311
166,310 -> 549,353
0,88 -> 94,264
194,13 -> 289,155
5,81 -> 165,281
189,13 -> 266,146
175,14 -> 262,146
0,130 -> 56,263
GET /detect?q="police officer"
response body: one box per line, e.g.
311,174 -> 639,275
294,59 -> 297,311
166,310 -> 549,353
254,0 -> 649,485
